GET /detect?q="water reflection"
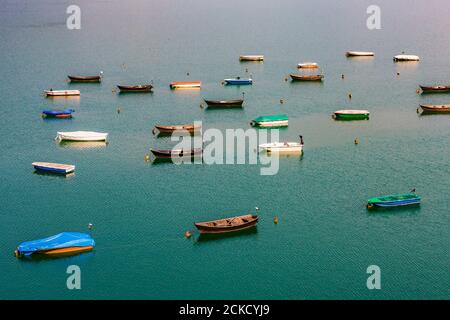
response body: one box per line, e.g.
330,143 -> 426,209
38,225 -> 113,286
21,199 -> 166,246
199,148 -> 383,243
195,227 -> 258,244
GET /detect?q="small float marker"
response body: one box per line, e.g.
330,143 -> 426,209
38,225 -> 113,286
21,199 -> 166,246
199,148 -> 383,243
354,138 -> 360,145
348,93 -> 352,99
280,99 -> 284,104
88,223 -> 93,230
144,154 -> 150,162
274,216 -> 278,224
185,231 -> 192,238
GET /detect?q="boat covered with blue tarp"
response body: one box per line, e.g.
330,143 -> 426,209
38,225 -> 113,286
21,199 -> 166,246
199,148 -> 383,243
15,232 -> 95,258
42,108 -> 75,118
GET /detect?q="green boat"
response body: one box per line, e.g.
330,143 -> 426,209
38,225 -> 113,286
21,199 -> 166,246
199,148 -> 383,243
367,193 -> 421,209
334,109 -> 369,120
251,114 -> 289,128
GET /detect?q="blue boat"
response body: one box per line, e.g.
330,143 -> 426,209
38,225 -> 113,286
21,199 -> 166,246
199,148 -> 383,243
15,232 -> 95,258
42,108 -> 75,118
367,193 -> 421,209
224,77 -> 252,85
32,162 -> 75,174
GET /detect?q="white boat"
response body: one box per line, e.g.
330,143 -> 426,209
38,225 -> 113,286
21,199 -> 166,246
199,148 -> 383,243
239,55 -> 264,61
56,131 -> 108,142
346,51 -> 374,57
393,54 -> 420,61
44,90 -> 80,96
297,62 -> 319,68
259,142 -> 303,153
32,162 -> 75,174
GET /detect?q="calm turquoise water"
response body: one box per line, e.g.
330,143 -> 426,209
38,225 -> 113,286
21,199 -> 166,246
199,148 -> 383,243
0,0 -> 449,299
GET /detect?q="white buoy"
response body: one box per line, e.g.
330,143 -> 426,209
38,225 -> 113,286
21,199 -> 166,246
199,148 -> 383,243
88,223 -> 93,230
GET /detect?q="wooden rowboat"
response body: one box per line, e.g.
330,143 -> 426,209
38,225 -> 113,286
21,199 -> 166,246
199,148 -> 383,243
170,81 -> 201,89
32,162 -> 75,174
117,84 -> 153,92
153,124 -> 201,135
44,90 -> 80,96
194,214 -> 258,234
239,55 -> 264,61
367,193 -> 420,209
419,85 -> 450,93
290,74 -> 324,81
68,75 -> 101,82
150,148 -> 202,159
420,104 -> 450,113
346,51 -> 374,57
204,99 -> 244,107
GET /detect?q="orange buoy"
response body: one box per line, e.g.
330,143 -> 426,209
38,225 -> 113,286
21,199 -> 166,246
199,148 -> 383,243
185,231 -> 192,238
274,216 -> 278,224
144,154 -> 150,162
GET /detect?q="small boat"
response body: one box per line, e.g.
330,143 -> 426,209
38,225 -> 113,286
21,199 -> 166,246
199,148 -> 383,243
420,104 -> 450,113
42,109 -> 75,118
290,74 -> 324,81
334,109 -> 370,120
117,84 -> 153,92
297,62 -> 319,69
56,131 -> 108,142
169,81 -> 201,89
150,148 -> 202,159
346,51 -> 374,57
204,99 -> 244,107
44,89 -> 80,97
153,124 -> 201,135
393,54 -> 420,62
194,214 -> 258,234
419,85 -> 450,93
239,55 -> 264,61
251,114 -> 289,128
259,136 -> 304,153
68,75 -> 101,83
224,77 -> 252,85
367,193 -> 421,209
14,232 -> 95,258
32,162 -> 75,174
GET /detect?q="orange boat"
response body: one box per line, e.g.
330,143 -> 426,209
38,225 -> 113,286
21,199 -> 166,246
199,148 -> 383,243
170,81 -> 201,89
39,246 -> 94,257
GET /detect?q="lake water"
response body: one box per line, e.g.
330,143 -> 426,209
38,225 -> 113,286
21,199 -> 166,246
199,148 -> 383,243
0,0 -> 449,299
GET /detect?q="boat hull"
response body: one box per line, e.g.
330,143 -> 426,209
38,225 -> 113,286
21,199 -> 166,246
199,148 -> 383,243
224,79 -> 252,85
239,55 -> 264,61
117,85 -> 153,92
204,99 -> 244,107
290,74 -> 324,81
259,143 -> 303,153
68,76 -> 101,83
39,246 -> 94,257
154,125 -> 201,134
420,85 -> 450,93
420,104 -> 450,113
56,131 -> 108,142
346,51 -> 374,57
334,114 -> 369,120
44,90 -> 80,96
367,193 -> 421,209
150,148 -> 202,159
195,215 -> 258,234
32,162 -> 75,174
251,120 -> 288,128
170,82 -> 201,89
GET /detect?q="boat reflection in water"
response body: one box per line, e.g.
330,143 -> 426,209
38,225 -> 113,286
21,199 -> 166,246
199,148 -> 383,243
33,170 -> 75,179
57,141 -> 108,150
196,227 -> 258,243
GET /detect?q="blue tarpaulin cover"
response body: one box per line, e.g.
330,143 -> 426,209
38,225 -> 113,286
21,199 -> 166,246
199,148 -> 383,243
17,232 -> 95,256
